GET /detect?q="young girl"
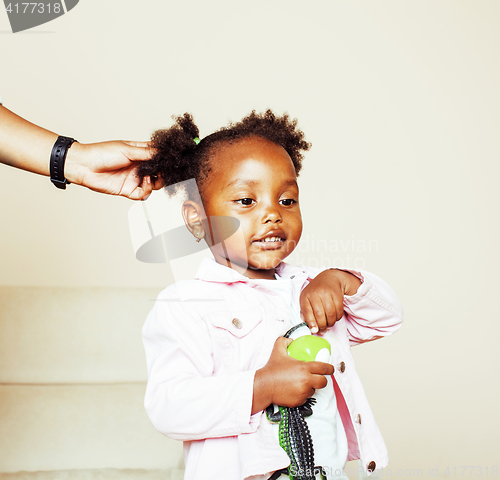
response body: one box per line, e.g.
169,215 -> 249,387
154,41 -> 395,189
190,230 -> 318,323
139,111 -> 403,480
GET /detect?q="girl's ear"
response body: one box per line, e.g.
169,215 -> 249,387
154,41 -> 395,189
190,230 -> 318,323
182,200 -> 205,242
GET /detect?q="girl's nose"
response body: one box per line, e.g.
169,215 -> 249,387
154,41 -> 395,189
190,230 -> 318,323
262,203 -> 282,223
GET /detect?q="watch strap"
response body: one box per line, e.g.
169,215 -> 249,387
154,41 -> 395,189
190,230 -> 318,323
50,136 -> 76,189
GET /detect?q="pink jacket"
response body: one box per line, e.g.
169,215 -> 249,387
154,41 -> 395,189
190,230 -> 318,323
142,259 -> 403,480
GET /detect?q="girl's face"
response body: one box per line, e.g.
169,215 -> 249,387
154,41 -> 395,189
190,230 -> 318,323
200,137 -> 302,280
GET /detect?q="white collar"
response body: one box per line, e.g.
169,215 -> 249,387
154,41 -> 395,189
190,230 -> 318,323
193,258 -> 310,284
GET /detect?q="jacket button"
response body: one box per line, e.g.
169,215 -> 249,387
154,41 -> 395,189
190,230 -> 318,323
232,318 -> 243,329
290,275 -> 295,279
339,361 -> 346,373
357,414 -> 362,424
367,461 -> 376,472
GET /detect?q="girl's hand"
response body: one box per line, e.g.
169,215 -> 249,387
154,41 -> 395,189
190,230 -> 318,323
300,269 -> 362,333
64,141 -> 161,200
252,337 -> 334,413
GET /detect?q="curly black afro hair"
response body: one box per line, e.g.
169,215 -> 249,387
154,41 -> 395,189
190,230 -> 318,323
137,109 -> 311,200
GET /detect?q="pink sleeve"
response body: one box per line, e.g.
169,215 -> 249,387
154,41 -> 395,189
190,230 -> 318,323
142,289 -> 261,441
338,269 -> 404,346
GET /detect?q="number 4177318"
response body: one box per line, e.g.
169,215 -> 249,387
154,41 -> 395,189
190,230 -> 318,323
443,466 -> 498,476
5,3 -> 62,14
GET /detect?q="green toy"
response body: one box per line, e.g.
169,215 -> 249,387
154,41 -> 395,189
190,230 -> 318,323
266,323 -> 331,480
287,335 -> 331,363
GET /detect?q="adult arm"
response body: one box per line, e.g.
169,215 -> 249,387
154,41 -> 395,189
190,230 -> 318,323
0,104 -> 160,200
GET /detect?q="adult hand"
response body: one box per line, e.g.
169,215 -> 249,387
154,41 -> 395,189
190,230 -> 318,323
0,105 -> 161,200
65,140 -> 161,200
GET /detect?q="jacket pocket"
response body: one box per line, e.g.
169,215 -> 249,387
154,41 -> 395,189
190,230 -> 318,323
205,305 -> 263,339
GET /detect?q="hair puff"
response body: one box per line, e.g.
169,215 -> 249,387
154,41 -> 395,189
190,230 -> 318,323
138,109 -> 311,200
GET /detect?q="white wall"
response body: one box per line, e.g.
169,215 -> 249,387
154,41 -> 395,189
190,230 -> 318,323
1,1 -> 499,477
0,287 -> 183,473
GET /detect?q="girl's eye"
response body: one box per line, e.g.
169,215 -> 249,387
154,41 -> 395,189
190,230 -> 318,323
279,199 -> 297,206
235,198 -> 255,206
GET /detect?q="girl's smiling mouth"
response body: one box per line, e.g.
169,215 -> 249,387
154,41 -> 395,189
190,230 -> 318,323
256,236 -> 285,243
252,230 -> 287,249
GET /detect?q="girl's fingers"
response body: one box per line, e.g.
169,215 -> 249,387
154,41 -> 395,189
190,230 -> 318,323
301,291 -> 346,333
308,293 -> 333,332
308,361 -> 334,376
300,298 -> 319,334
333,293 -> 345,322
312,297 -> 328,331
311,375 -> 328,391
275,336 -> 293,352
321,294 -> 338,328
309,363 -> 335,390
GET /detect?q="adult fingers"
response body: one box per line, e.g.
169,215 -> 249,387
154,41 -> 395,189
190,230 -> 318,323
122,141 -> 157,162
150,174 -> 165,190
127,175 -> 153,201
122,141 -> 150,148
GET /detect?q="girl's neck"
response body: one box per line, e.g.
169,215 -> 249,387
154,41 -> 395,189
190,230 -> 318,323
215,257 -> 277,280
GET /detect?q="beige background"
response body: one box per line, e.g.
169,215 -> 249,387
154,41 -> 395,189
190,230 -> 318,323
1,0 -> 499,477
